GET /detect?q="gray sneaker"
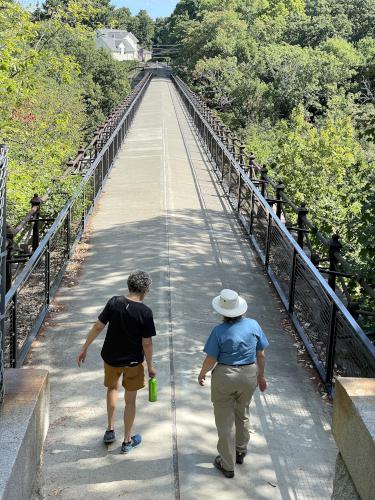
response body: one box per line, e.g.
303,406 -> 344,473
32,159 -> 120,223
103,430 -> 115,444
236,451 -> 246,464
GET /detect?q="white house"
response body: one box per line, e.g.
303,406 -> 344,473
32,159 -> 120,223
139,48 -> 152,62
96,29 -> 140,61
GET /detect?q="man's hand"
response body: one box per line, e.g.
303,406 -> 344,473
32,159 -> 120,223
258,376 -> 267,392
198,372 -> 206,386
148,366 -> 157,378
77,349 -> 87,367
77,320 -> 105,368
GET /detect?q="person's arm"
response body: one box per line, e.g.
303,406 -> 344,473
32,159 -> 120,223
142,337 -> 156,378
198,355 -> 217,386
77,320 -> 105,367
256,350 -> 267,392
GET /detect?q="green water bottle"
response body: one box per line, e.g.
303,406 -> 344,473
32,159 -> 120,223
149,377 -> 157,402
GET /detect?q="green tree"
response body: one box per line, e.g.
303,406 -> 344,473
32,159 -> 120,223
40,22 -> 131,136
37,0 -> 114,28
194,56 -> 243,110
176,9 -> 249,73
1,0 -> 132,223
342,0 -> 375,41
352,179 -> 375,284
268,102 -> 369,240
132,9 -> 155,48
110,6 -> 132,30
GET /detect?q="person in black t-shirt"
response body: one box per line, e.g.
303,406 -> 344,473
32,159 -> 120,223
77,271 -> 156,454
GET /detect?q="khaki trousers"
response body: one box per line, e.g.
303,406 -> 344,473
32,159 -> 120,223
211,364 -> 258,471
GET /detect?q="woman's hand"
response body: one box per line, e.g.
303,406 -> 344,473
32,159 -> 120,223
198,355 -> 217,386
258,376 -> 267,392
198,372 -> 206,386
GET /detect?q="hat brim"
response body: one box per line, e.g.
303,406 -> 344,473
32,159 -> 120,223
212,295 -> 248,318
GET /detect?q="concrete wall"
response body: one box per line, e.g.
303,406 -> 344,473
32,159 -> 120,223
0,369 -> 49,500
332,377 -> 375,500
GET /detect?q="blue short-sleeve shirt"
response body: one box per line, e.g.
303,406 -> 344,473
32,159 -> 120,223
203,318 -> 269,365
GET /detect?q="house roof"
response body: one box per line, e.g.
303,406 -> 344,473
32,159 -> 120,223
119,39 -> 138,53
96,29 -> 139,53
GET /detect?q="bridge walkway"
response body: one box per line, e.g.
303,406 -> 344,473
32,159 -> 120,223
30,76 -> 337,499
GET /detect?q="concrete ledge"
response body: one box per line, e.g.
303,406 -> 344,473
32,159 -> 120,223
0,368 -> 49,500
332,452 -> 360,500
332,377 -> 375,500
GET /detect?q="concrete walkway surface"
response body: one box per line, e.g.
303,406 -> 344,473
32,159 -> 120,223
29,76 -> 337,500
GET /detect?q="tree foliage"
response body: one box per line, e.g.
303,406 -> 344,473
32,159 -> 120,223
1,0 -> 139,224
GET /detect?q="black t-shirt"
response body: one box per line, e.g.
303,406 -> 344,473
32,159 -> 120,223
98,296 -> 156,367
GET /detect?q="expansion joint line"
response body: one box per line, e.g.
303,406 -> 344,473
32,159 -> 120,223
161,87 -> 181,500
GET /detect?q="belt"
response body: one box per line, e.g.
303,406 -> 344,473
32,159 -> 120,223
218,362 -> 255,366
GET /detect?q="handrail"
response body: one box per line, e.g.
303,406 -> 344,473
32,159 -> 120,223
172,73 -> 375,391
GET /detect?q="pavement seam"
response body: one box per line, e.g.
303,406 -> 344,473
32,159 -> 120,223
162,82 -> 181,500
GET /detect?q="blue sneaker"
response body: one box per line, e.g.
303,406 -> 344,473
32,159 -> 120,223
121,434 -> 142,454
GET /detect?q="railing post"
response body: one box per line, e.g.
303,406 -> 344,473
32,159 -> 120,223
261,165 -> 268,197
236,174 -> 243,213
328,234 -> 342,291
11,293 -> 17,368
347,302 -> 360,320
288,249 -> 298,313
220,125 -> 225,144
230,135 -> 236,158
0,144 -> 7,404
77,148 -> 84,172
297,203 -> 308,248
93,132 -> 100,158
6,226 -> 14,292
275,180 -> 285,218
265,213 -> 272,267
249,189 -> 255,235
45,241 -> 50,306
66,207 -> 71,257
66,157 -> 75,173
30,193 -> 42,251
239,145 -> 245,170
248,153 -> 256,178
325,302 -> 338,392
228,156 -> 233,192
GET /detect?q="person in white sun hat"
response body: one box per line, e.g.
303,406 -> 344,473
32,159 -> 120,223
198,289 -> 269,478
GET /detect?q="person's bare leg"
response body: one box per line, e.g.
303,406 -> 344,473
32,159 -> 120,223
107,387 -> 118,430
124,390 -> 137,442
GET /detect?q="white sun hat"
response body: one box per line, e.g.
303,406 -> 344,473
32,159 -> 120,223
212,289 -> 248,318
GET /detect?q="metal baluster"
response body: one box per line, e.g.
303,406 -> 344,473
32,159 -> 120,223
0,145 -> 7,403
328,234 -> 342,291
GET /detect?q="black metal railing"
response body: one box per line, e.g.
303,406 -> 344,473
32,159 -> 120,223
3,73 -> 152,369
172,74 -> 375,391
0,145 -> 7,403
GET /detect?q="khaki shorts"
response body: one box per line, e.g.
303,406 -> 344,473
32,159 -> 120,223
104,362 -> 145,391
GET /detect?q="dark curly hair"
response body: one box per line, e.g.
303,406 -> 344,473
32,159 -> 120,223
127,270 -> 152,294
